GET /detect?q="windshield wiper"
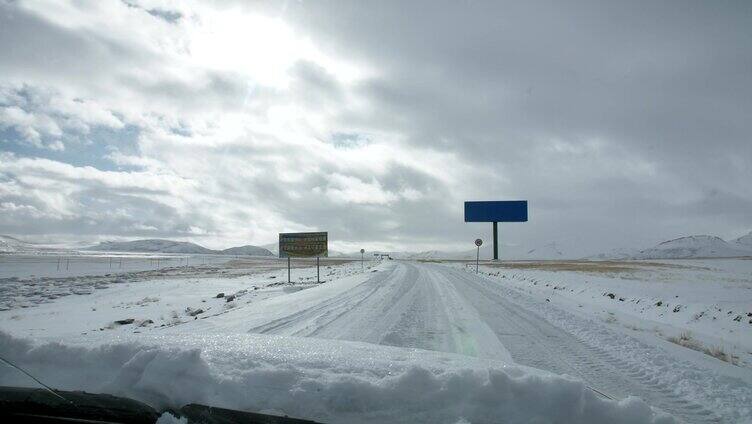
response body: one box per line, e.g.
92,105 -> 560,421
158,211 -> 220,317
0,386 -> 324,424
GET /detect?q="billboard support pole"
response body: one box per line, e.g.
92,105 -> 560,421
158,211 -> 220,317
493,221 -> 499,260
316,256 -> 320,283
287,257 -> 291,284
464,201 -> 527,263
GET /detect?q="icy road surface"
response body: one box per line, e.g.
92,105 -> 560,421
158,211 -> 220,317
176,261 -> 750,423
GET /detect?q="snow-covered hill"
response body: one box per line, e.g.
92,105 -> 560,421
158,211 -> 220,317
261,242 -> 278,255
87,239 -> 215,254
86,239 -> 272,256
524,242 -> 566,259
585,247 -> 641,260
0,235 -> 35,253
632,235 -> 752,259
0,235 -> 65,254
221,245 -> 274,256
732,231 -> 752,251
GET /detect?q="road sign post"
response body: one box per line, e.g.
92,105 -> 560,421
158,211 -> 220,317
464,201 -> 528,261
360,248 -> 365,271
279,232 -> 328,285
474,238 -> 483,273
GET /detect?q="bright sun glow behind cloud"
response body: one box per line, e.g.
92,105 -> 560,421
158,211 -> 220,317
188,8 -> 364,88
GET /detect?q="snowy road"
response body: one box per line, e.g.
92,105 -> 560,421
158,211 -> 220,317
238,262 -> 747,423
5,258 -> 747,422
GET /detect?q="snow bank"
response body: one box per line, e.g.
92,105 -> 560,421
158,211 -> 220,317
0,332 -> 674,424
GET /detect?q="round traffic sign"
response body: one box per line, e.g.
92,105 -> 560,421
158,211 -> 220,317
360,248 -> 365,253
475,238 -> 483,247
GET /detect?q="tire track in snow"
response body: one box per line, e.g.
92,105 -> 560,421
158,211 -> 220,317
440,265 -> 725,423
248,263 -> 508,359
247,265 -> 414,337
246,262 -> 729,422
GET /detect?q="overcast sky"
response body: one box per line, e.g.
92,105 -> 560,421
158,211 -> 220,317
0,0 -> 750,255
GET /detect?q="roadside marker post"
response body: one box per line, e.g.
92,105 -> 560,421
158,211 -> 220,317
316,256 -> 320,284
360,248 -> 365,271
287,257 -> 291,284
474,239 -> 482,273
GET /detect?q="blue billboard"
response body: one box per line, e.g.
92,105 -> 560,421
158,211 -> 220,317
464,201 -> 528,222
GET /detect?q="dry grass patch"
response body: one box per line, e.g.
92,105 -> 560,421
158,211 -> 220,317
479,260 -> 701,274
667,332 -> 704,350
667,332 -> 740,365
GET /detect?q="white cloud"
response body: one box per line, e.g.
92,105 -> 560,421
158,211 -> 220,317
0,201 -> 48,219
0,0 -> 749,253
0,84 -> 124,150
324,174 -> 398,205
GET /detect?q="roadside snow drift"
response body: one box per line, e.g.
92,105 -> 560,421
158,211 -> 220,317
0,331 -> 674,424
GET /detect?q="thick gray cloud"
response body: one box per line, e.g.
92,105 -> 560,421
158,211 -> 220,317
0,0 -> 750,254
274,0 -> 752,249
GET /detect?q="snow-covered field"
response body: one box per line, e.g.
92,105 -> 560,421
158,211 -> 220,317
1,255 -> 751,423
456,259 -> 752,367
0,252 -> 234,279
448,259 -> 752,422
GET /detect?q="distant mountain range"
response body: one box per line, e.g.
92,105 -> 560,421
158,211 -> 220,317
0,235 -> 41,254
85,239 -> 273,256
628,233 -> 752,260
0,235 -> 72,254
367,232 -> 752,261
363,242 -> 572,261
1,235 -> 273,256
3,232 -> 752,260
